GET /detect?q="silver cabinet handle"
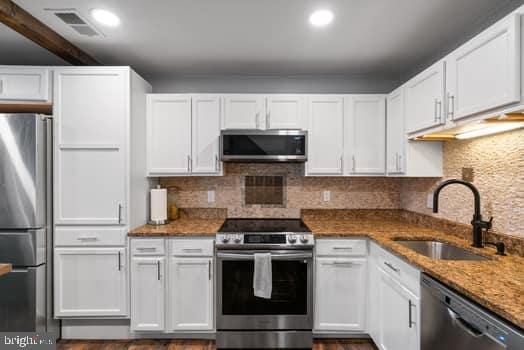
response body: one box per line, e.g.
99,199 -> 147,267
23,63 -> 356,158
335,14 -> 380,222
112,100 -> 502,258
434,99 -> 438,122
352,156 -> 356,172
118,204 -> 123,224
384,261 -> 400,273
266,112 -> 270,129
447,93 -> 455,121
436,100 -> 442,123
182,248 -> 203,252
157,260 -> 161,281
256,112 -> 260,129
208,260 -> 212,280
0,79 -> 3,94
398,154 -> 402,172
408,299 -> 415,328
332,261 -> 353,266
215,154 -> 219,171
333,246 -> 353,250
77,236 -> 98,242
187,155 -> 191,172
340,156 -> 343,173
395,153 -> 399,172
118,251 -> 121,271
136,247 -> 157,251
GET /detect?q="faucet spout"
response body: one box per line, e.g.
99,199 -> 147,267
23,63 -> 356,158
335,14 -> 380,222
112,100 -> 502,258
432,179 -> 491,248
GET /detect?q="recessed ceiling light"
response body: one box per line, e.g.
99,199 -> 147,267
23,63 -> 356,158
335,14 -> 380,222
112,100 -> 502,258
90,8 -> 120,27
309,9 -> 334,27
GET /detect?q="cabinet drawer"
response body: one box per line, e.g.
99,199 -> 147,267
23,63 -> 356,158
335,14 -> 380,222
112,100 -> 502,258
169,239 -> 214,256
316,239 -> 367,256
55,227 -> 126,246
131,238 -> 165,256
371,242 -> 420,296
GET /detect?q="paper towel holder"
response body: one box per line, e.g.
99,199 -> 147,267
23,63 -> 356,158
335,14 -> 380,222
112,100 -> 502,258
148,185 -> 168,225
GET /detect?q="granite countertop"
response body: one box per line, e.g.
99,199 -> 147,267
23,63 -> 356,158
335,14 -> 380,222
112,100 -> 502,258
128,213 -> 524,329
303,217 -> 524,330
129,219 -> 225,236
0,264 -> 12,277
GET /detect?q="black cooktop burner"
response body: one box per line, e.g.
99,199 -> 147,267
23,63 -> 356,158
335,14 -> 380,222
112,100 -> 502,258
218,218 -> 311,233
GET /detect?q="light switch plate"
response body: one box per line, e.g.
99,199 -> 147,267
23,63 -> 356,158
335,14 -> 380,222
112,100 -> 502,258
426,193 -> 433,209
208,190 -> 216,203
323,190 -> 331,202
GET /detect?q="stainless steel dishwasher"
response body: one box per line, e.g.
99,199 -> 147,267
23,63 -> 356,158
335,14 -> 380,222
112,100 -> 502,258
421,274 -> 523,350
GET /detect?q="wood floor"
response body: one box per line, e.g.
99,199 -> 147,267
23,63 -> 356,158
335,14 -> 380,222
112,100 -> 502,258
57,339 -> 377,350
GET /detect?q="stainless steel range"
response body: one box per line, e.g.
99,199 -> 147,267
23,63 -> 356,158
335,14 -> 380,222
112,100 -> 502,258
216,219 -> 314,349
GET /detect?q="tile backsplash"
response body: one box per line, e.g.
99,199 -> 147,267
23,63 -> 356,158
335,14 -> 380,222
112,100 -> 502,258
160,163 -> 401,218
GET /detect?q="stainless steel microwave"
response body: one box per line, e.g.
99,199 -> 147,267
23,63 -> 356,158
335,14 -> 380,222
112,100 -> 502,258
220,130 -> 307,162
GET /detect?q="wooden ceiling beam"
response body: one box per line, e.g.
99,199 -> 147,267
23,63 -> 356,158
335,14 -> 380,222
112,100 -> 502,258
0,0 -> 100,65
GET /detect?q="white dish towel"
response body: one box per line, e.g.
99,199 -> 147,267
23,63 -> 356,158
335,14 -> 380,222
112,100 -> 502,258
253,253 -> 272,299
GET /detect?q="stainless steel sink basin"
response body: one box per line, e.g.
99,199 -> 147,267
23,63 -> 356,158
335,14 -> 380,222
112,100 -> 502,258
395,240 -> 490,261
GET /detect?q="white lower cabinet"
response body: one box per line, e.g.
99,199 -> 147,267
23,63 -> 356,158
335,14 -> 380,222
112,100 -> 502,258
130,256 -> 166,331
130,238 -> 214,333
168,257 -> 214,331
314,239 -> 367,333
369,242 -> 420,350
54,247 -> 128,317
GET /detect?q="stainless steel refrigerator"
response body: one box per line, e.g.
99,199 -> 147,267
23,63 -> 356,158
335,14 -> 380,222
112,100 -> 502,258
0,113 -> 58,335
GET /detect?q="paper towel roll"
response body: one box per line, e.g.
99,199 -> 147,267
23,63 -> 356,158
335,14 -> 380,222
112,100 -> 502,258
150,186 -> 167,223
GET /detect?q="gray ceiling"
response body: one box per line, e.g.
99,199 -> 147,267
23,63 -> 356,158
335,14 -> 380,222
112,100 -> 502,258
3,0 -> 523,82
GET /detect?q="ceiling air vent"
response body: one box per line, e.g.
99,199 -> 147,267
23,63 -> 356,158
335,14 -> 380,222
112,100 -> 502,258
47,9 -> 103,37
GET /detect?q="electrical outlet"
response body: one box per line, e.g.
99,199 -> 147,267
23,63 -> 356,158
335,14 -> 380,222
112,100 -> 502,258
323,190 -> 331,202
426,193 -> 433,209
207,190 -> 216,203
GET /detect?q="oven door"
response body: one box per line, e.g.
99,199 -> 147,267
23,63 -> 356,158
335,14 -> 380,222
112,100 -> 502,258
216,250 -> 313,330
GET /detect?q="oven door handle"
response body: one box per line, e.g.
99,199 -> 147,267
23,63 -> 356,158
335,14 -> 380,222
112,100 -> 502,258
216,252 -> 313,260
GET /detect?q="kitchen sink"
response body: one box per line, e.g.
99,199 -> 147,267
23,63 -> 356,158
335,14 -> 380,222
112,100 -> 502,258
395,240 -> 490,261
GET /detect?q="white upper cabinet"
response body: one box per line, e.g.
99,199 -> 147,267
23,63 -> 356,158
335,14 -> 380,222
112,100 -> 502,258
222,94 -> 264,129
54,68 -> 127,225
386,88 -> 406,175
54,247 -> 127,318
192,95 -> 222,174
147,95 -> 192,175
345,95 -> 386,175
405,61 -> 446,133
446,13 -> 521,121
306,96 -> 344,175
0,67 -> 50,101
314,257 -> 367,332
266,95 -> 305,129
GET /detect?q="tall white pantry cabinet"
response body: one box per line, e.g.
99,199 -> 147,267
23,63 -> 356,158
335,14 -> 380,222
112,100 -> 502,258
53,67 -> 153,318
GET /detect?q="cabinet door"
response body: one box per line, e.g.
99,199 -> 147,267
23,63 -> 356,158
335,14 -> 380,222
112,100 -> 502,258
266,95 -> 304,129
386,88 -> 405,175
314,257 -> 367,332
0,67 -> 49,101
446,14 -> 520,121
54,69 -> 127,225
54,248 -> 127,317
131,257 -> 165,332
405,61 -> 445,133
346,95 -> 386,175
222,95 -> 264,129
306,96 -> 344,175
169,257 -> 214,331
192,95 -> 222,174
147,95 -> 192,175
378,267 -> 419,350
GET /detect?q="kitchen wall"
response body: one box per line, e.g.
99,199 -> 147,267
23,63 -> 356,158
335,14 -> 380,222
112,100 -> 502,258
152,74 -> 398,94
160,163 -> 401,218
401,129 -> 524,238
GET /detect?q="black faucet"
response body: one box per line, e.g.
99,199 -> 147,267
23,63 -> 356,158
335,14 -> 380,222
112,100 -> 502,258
432,179 -> 493,248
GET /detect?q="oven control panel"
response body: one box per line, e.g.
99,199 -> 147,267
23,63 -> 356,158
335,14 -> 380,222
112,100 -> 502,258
216,233 -> 315,248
